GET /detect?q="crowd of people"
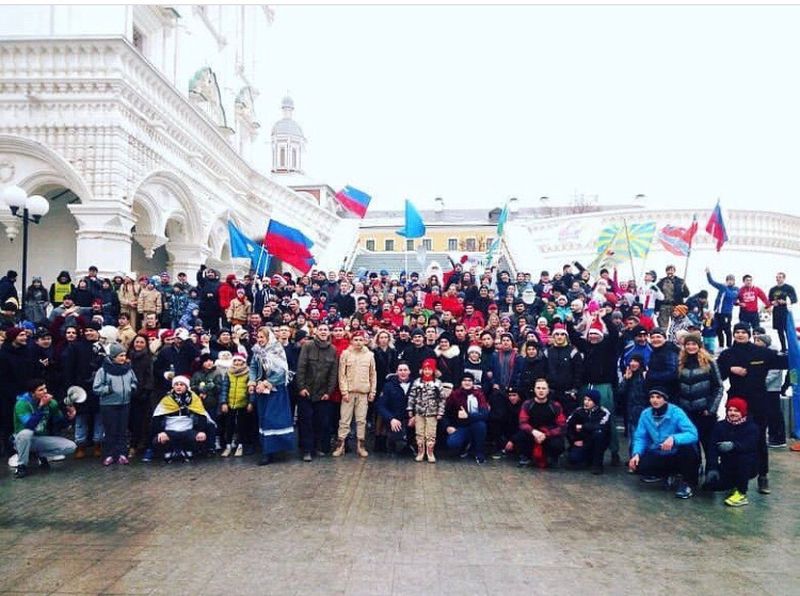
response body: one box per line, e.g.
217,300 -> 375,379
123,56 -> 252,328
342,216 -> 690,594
0,260 -> 796,507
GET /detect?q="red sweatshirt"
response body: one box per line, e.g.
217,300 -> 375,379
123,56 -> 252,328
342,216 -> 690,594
737,286 -> 769,313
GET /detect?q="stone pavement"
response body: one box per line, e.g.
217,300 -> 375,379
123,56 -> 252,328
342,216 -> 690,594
1,447 -> 799,595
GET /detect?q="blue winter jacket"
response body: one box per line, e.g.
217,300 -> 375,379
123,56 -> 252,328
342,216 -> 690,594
706,273 -> 738,315
377,375 -> 411,422
632,404 -> 698,457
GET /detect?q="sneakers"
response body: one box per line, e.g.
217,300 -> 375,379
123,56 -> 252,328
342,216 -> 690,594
641,475 -> 662,483
724,489 -> 749,507
475,456 -> 486,465
490,452 -> 503,460
674,482 -> 694,499
517,456 -> 532,467
220,445 -> 233,458
302,452 -> 312,462
790,442 -> 800,452
117,455 -> 130,465
141,448 -> 153,463
234,444 -> 244,457
768,442 -> 787,449
102,456 -> 114,466
757,475 -> 771,495
14,464 -> 27,479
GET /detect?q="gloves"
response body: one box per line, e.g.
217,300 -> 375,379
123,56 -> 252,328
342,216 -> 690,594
705,470 -> 720,484
717,441 -> 734,453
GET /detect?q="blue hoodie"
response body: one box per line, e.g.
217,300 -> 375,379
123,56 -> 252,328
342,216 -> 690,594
632,403 -> 698,457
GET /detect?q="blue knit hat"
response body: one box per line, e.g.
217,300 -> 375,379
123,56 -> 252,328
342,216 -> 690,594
583,388 -> 602,407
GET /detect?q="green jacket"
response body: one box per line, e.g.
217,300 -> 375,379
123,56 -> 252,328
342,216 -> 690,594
14,392 -> 64,435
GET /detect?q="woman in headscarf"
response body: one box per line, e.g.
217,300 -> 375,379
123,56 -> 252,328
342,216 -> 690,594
24,277 -> 50,325
249,326 -> 295,465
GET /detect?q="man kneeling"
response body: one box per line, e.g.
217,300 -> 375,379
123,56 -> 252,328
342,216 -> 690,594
628,388 -> 700,499
444,372 -> 490,464
566,389 -> 611,474
703,397 -> 759,507
505,379 -> 566,469
13,379 -> 77,479
152,376 -> 215,462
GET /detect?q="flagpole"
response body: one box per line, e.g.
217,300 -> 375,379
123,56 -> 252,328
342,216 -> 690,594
253,244 -> 264,277
622,218 -> 637,284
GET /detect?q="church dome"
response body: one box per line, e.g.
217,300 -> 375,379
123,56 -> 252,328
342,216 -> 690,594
272,117 -> 304,137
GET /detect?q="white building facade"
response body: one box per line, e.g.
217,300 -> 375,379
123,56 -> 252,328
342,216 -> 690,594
0,5 -> 342,282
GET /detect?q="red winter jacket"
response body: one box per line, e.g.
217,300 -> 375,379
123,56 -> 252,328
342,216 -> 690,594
218,275 -> 238,310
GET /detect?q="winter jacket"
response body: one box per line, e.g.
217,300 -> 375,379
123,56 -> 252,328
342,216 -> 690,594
118,324 -> 137,350
706,273 -> 738,315
645,343 -> 680,396
218,275 -> 239,311
619,372 -> 648,426
706,417 -> 759,474
61,339 -> 104,411
444,386 -> 489,428
511,355 -> 547,397
117,283 -> 140,318
544,345 -> 584,391
92,359 -> 138,406
373,346 -> 398,398
677,356 -> 724,414
655,275 -> 689,308
620,342 -> 653,373
407,378 -> 445,418
0,274 -> 19,306
566,404 -> 611,444
717,342 -> 788,416
518,398 -> 566,438
338,346 -> 377,397
191,368 -> 222,413
631,404 -> 698,457
225,297 -> 251,323
569,314 -> 619,386
128,347 -> 154,400
377,374 -> 412,422
490,349 -> 518,391
296,338 -> 339,401
220,368 -> 250,409
167,292 -> 189,326
137,287 -> 163,315
13,392 -> 67,435
435,344 -> 463,386
0,341 -> 35,407
23,285 -> 50,325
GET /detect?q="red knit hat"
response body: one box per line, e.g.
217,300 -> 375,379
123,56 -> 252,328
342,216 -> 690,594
726,397 -> 748,417
421,358 -> 437,371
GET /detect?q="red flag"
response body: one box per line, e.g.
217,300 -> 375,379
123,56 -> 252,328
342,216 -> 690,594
705,201 -> 728,252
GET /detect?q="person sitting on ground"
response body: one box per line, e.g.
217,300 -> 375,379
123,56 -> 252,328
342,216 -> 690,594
151,375 -> 215,462
444,371 -> 490,464
566,388 -> 612,474
13,378 -> 76,479
628,387 -> 700,499
702,397 -> 759,507
505,378 -> 566,469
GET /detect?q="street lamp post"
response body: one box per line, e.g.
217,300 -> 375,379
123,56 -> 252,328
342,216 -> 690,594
0,185 -> 50,308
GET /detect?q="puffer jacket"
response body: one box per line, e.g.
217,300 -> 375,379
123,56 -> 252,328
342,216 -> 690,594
407,378 -> 445,417
338,346 -> 377,396
137,287 -> 163,315
92,359 -> 138,406
677,356 -> 723,414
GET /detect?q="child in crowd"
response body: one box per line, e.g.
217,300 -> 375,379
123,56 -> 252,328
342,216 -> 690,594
407,358 -> 444,463
218,353 -> 253,457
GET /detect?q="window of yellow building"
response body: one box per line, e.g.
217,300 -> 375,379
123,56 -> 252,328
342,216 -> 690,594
385,239 -> 395,251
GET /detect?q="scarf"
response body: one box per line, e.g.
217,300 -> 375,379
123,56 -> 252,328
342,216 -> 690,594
102,359 -> 131,376
727,414 -> 747,426
251,333 -> 289,380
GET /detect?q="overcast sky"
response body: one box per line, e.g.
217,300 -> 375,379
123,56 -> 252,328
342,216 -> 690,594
261,5 -> 800,215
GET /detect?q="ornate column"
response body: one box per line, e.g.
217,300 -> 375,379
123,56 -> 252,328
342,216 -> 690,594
68,202 -> 136,278
165,242 -> 212,279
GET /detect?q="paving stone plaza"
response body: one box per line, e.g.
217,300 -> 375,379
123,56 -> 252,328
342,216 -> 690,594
1,446 -> 798,595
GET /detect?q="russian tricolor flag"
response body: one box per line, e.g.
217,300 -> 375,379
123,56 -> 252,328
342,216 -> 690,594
335,185 -> 371,218
705,200 -> 728,252
264,219 -> 316,273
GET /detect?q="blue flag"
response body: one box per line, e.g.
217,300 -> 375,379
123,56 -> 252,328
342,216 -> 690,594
228,221 -> 270,276
396,199 -> 426,239
786,308 -> 800,439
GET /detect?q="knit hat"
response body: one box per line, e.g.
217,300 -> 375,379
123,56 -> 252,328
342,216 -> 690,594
467,345 -> 482,355
649,327 -> 666,338
172,375 -> 191,388
108,343 -> 126,359
537,317 -> 548,326
632,325 -> 648,336
583,388 -> 601,406
683,332 -> 702,346
754,333 -> 772,347
198,354 -> 214,365
232,353 -> 247,363
421,358 -> 437,371
726,397 -> 748,417
5,327 -> 24,342
733,322 -> 752,336
410,328 -> 424,337
648,387 -> 670,401
673,304 -> 688,316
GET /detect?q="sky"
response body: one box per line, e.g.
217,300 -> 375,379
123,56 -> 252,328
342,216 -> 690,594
260,5 -> 800,215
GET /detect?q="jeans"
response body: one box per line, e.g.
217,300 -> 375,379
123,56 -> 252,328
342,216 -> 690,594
100,403 -> 130,459
446,421 -> 487,459
298,398 -> 335,453
14,430 -> 76,466
74,412 -> 104,446
637,445 -> 700,486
